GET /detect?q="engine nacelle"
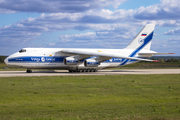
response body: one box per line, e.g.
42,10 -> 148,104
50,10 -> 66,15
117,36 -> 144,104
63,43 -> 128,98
63,57 -> 79,65
84,59 -> 99,67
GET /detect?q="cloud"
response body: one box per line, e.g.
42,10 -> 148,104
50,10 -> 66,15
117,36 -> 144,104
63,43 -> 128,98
168,37 -> 180,41
0,0 -> 126,13
55,24 -> 136,49
0,11 -> 137,41
0,8 -> 15,13
158,20 -> 180,27
0,9 -> 138,47
2,0 -> 180,42
134,0 -> 180,20
164,27 -> 180,35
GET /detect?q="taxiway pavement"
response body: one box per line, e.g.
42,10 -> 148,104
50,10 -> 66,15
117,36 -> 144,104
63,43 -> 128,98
0,69 -> 180,77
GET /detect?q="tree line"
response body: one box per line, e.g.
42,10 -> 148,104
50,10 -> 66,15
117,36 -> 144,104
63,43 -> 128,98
151,58 -> 180,63
0,56 -> 7,63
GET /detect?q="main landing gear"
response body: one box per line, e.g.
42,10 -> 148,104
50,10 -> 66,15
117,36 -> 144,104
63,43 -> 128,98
26,69 -> 97,73
26,69 -> 32,73
69,69 -> 98,73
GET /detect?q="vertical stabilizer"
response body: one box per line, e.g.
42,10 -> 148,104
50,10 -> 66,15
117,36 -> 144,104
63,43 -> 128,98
126,24 -> 155,50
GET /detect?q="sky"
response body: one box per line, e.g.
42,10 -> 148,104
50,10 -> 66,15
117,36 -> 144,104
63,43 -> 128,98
0,0 -> 180,56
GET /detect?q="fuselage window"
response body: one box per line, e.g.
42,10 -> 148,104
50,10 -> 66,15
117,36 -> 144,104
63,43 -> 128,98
19,49 -> 26,53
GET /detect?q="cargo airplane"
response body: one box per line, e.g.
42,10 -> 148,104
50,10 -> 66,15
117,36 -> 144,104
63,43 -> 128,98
4,24 -> 173,73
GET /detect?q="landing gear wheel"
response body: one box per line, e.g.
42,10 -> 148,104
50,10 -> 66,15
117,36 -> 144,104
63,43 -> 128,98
27,69 -> 32,73
69,70 -> 73,73
79,69 -> 82,73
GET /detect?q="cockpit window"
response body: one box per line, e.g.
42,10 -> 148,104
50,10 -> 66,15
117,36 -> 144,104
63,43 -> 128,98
19,49 -> 26,53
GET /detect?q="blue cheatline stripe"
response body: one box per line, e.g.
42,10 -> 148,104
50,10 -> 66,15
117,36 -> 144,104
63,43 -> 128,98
120,31 -> 154,66
8,56 -> 65,63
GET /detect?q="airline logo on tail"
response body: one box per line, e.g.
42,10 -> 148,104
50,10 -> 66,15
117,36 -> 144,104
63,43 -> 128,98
138,38 -> 144,44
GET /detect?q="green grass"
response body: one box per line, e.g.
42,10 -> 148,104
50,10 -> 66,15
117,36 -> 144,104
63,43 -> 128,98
0,63 -> 26,71
0,75 -> 180,120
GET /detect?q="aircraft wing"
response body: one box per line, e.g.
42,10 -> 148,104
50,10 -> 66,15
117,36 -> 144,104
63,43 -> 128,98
61,49 -> 158,62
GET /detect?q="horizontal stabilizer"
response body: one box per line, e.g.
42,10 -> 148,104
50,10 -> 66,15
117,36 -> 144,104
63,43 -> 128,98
139,53 -> 174,56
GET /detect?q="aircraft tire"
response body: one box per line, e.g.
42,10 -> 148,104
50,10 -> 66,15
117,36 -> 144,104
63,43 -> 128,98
27,69 -> 32,73
94,69 -> 97,72
90,69 -> 93,72
69,70 -> 73,73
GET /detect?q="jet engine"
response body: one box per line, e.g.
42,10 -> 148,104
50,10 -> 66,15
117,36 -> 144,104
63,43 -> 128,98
84,59 -> 99,67
63,57 -> 79,65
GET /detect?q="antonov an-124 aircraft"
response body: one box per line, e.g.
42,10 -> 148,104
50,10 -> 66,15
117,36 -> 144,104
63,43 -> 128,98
4,24 -> 173,73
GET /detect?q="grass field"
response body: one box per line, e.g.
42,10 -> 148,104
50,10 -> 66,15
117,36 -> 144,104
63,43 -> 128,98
0,74 -> 180,120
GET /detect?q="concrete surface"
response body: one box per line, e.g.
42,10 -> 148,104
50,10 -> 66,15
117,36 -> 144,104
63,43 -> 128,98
0,69 -> 180,77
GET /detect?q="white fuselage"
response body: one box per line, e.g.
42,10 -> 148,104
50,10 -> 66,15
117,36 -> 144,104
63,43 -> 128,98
4,48 -> 147,70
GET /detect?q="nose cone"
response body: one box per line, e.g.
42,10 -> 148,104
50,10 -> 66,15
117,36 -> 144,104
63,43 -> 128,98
4,57 -> 8,65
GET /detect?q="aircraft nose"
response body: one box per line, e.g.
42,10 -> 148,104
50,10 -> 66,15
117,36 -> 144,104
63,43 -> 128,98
4,57 -> 8,65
